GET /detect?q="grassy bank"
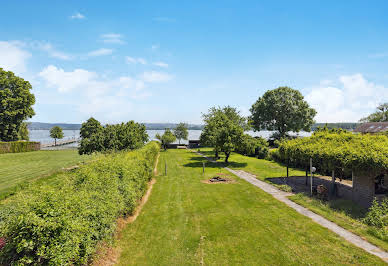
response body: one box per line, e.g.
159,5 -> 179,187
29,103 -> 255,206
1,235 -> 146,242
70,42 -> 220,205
117,149 -> 384,265
0,149 -> 92,199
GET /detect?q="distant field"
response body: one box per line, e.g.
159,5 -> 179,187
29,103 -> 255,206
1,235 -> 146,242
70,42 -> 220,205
0,149 -> 92,199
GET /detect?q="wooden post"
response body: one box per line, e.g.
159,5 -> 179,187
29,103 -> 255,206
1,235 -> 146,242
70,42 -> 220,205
331,169 -> 335,196
203,162 -> 205,174
165,161 -> 167,176
287,159 -> 289,178
305,167 -> 308,186
310,158 -> 313,196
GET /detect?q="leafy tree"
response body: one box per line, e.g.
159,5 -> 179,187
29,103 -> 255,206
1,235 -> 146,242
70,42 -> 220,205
80,117 -> 103,139
200,106 -> 244,162
18,122 -> 29,140
174,123 -> 189,144
78,119 -> 148,154
360,103 -> 388,122
156,129 -> 176,150
0,68 -> 35,141
50,126 -> 64,146
250,87 -> 316,140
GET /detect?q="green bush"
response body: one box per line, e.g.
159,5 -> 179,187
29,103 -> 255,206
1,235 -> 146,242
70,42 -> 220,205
0,141 -> 40,154
0,141 -> 160,265
235,134 -> 269,159
363,198 -> 388,228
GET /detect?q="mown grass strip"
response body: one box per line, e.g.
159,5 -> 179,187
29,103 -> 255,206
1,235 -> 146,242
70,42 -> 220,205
117,149 -> 384,265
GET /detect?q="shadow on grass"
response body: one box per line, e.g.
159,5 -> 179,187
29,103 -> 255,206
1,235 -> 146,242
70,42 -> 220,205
183,158 -> 247,169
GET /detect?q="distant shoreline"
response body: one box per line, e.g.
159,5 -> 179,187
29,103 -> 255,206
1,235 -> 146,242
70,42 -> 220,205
27,122 -> 360,131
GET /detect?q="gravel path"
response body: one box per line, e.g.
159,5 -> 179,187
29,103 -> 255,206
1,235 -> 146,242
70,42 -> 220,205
195,151 -> 388,263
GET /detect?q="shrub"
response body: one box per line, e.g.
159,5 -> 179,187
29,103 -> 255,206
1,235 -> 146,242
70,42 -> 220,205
235,134 -> 269,159
0,141 -> 40,154
0,141 -> 160,265
363,198 -> 388,228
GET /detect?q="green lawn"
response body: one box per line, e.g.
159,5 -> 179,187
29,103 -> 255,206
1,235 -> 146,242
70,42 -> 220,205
199,147 -> 305,181
117,149 -> 384,265
289,193 -> 388,252
0,149 -> 92,199
200,148 -> 388,252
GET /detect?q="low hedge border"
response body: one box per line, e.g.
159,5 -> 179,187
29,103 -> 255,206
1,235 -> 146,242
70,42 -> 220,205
0,141 -> 160,265
0,141 -> 40,154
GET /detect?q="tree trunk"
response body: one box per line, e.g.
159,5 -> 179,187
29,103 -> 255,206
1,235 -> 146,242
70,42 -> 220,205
225,152 -> 230,163
215,150 -> 219,160
55,138 -> 57,146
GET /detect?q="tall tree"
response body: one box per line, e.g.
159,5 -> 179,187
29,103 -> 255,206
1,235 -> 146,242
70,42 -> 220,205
80,117 -> 103,139
50,126 -> 64,146
174,123 -> 189,144
200,106 -> 244,162
0,68 -> 35,141
156,129 -> 176,150
250,87 -> 316,140
360,103 -> 388,122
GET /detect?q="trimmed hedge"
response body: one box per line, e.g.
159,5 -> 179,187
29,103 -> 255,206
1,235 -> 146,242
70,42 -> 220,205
276,131 -> 388,176
0,141 -> 40,154
0,141 -> 160,265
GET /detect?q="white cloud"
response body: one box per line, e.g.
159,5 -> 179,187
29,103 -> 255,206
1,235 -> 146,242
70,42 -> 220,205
38,65 -> 164,120
305,74 -> 388,122
0,41 -> 31,74
87,48 -> 113,57
141,71 -> 173,83
39,65 -> 97,93
153,61 -> 168,68
34,42 -> 73,60
126,56 -> 147,65
70,12 -> 85,20
100,33 -> 125,44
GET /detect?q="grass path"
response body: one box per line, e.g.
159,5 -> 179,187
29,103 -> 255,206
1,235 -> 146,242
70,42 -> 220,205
0,149 -> 91,199
117,149 -> 384,265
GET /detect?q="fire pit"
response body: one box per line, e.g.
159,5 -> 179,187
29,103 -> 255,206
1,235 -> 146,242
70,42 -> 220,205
209,176 -> 227,182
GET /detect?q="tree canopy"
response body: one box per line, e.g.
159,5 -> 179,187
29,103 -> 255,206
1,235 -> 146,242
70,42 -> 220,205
174,123 -> 188,144
200,106 -> 245,162
50,126 -> 64,146
156,129 -> 176,150
0,68 -> 35,141
250,87 -> 316,139
360,103 -> 388,122
79,118 -> 148,154
80,117 -> 103,139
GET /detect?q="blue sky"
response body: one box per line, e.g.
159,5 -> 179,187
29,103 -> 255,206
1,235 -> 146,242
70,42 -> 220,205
1,0 -> 388,124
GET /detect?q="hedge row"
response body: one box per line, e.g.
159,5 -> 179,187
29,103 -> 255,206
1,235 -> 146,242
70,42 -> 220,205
0,141 -> 160,265
0,141 -> 40,154
235,134 -> 269,159
276,131 -> 388,174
